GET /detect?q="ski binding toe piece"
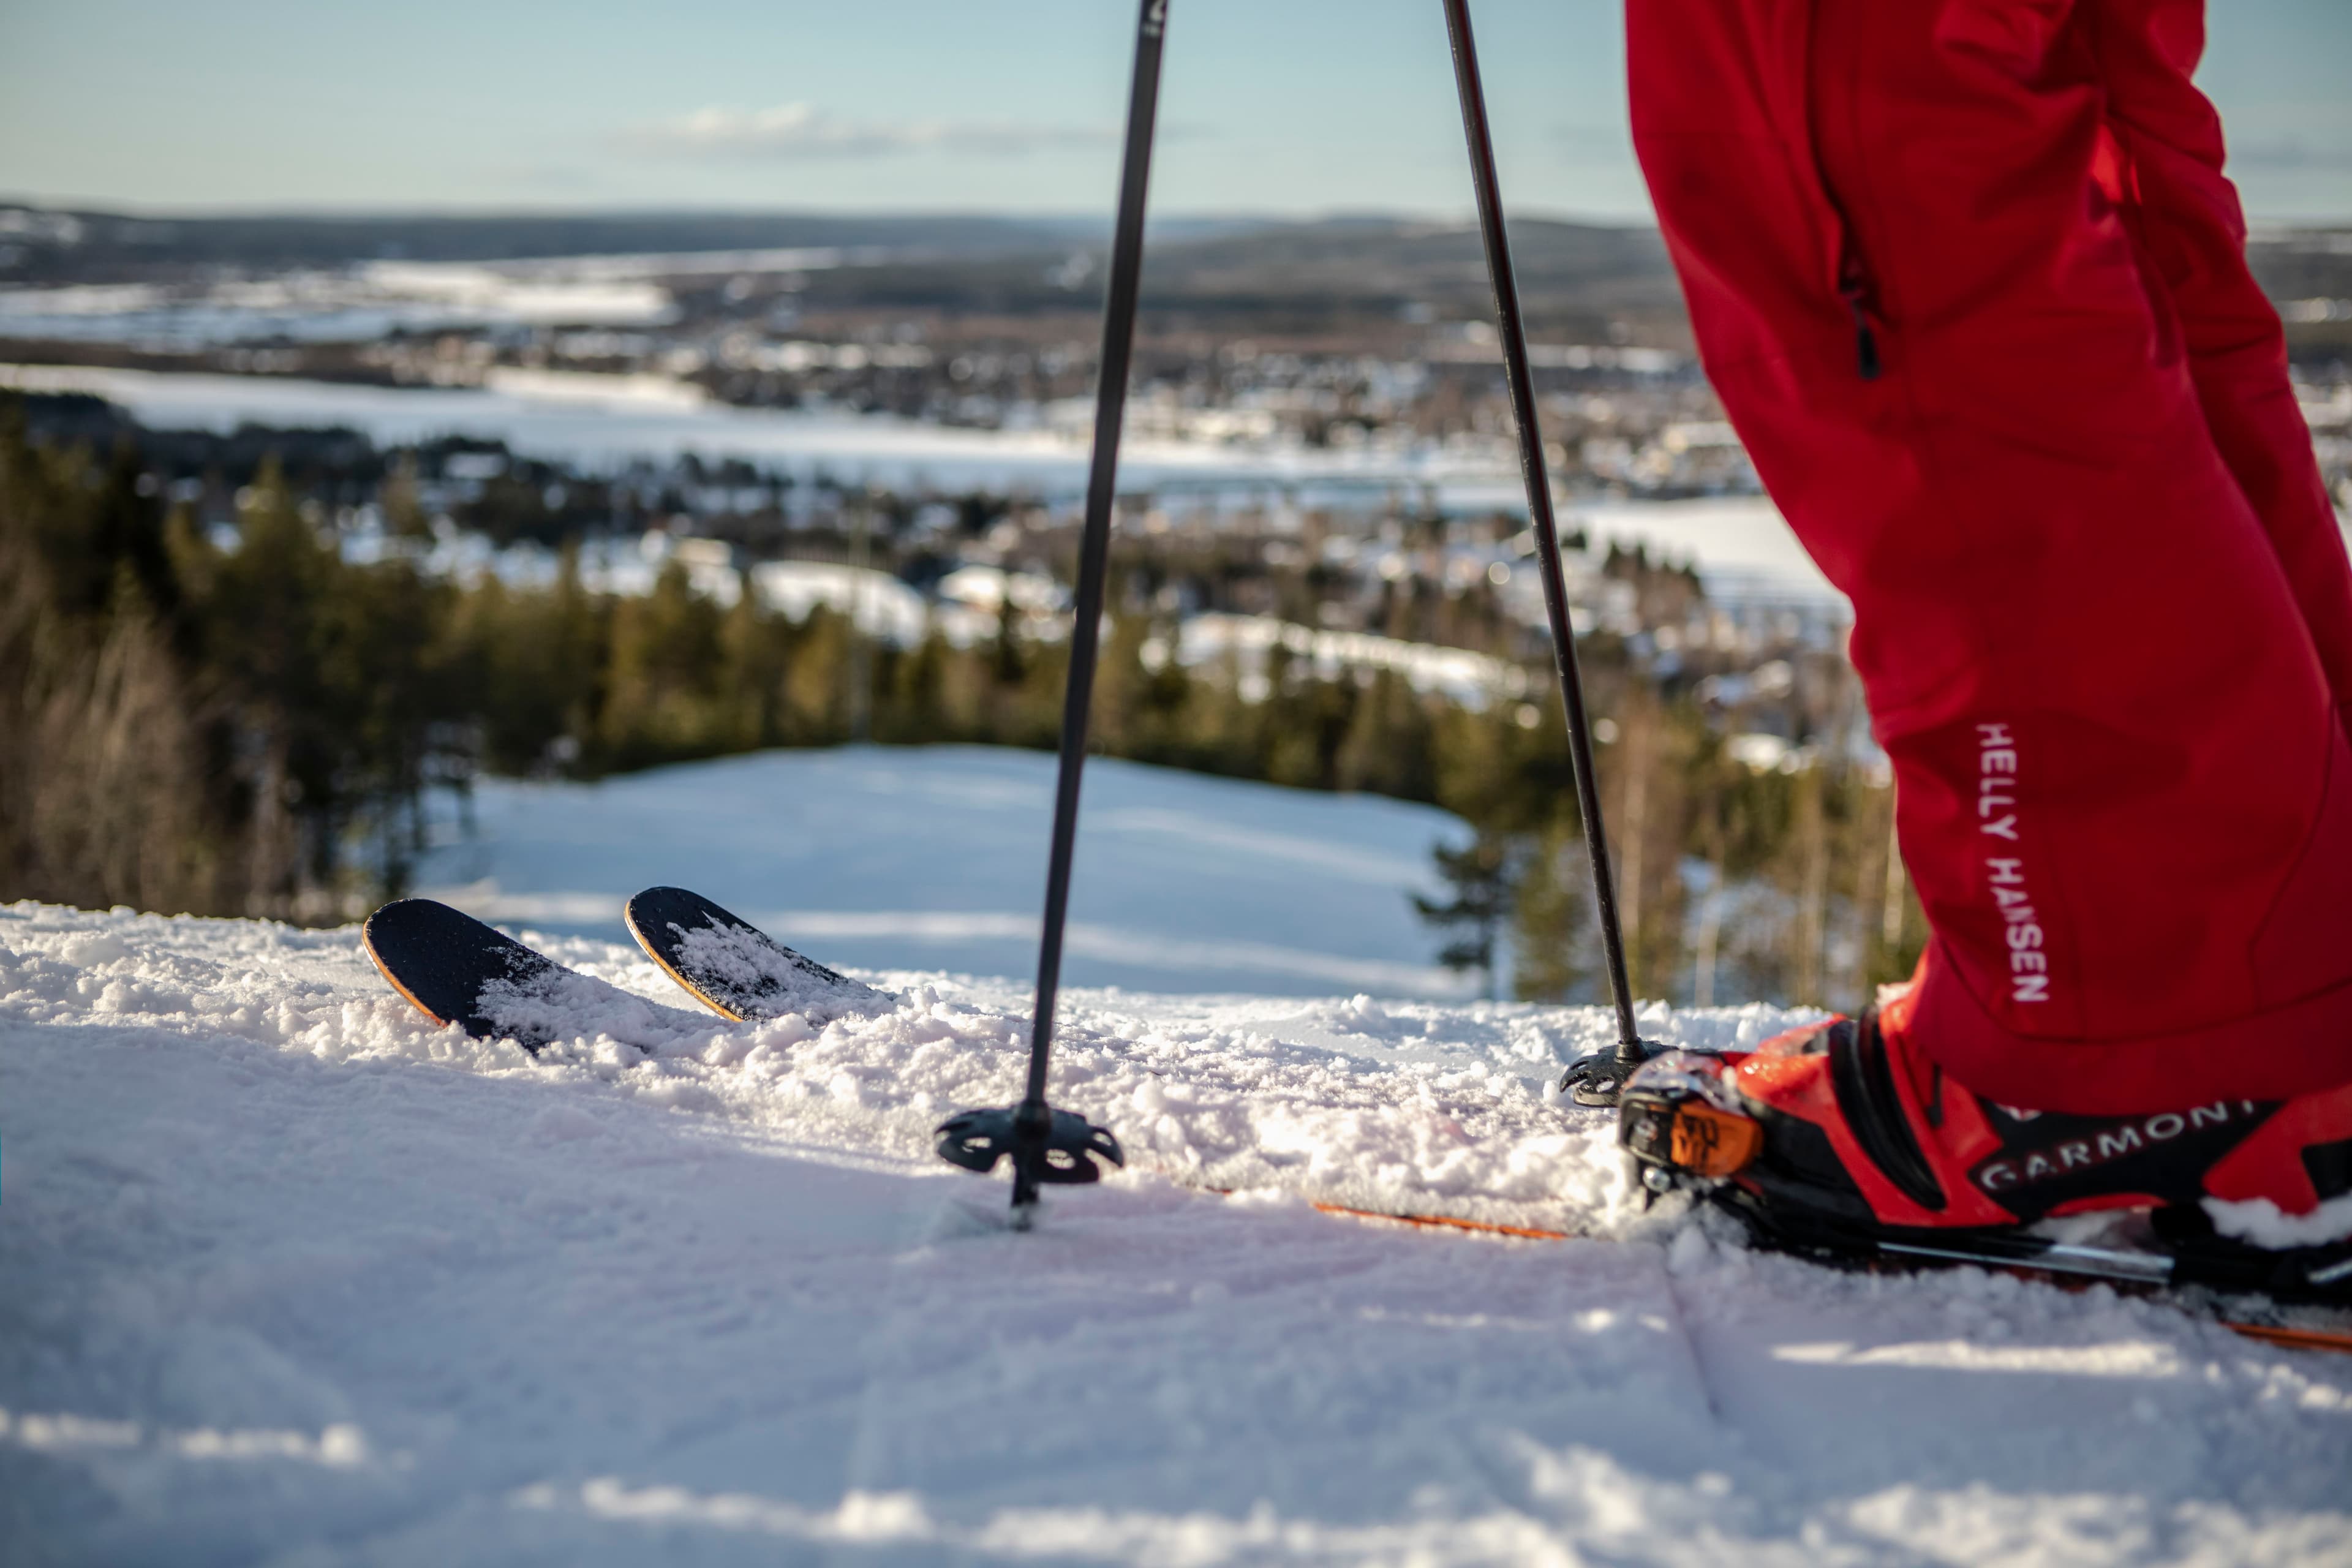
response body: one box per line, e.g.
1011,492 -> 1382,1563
1617,1049 -> 1763,1186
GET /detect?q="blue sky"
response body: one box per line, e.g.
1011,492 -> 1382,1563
2,0 -> 2346,222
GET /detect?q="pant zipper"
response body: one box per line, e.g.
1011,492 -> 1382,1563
1843,271 -> 1882,382
1811,0 -> 1883,383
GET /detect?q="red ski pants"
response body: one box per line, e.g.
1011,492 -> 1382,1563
1628,0 -> 2352,1112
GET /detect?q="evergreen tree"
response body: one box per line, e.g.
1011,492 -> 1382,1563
1413,833 -> 1515,999
1510,820 -> 1590,1003
1335,669 -> 1437,802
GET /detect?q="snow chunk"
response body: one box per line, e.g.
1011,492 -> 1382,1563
59,932 -> 130,967
2205,1191 -> 2352,1248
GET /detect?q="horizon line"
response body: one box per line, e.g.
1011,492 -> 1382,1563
7,195 -> 2347,236
0,196 -> 1653,227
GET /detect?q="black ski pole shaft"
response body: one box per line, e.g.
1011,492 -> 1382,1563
1441,0 -> 1646,1087
1015,0 -> 1169,1207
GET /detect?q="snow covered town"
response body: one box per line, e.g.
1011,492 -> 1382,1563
7,0 -> 2352,1559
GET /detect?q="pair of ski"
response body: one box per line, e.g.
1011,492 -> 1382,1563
364,888 -> 884,1047
363,889 -> 1120,1186
361,891 -> 2352,1354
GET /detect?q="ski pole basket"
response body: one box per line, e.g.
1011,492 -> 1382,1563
936,1106 -> 1126,1186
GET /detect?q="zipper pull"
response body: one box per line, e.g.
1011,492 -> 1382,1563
1843,282 -> 1882,382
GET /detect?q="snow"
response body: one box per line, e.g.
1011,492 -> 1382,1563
2208,1192 -> 2352,1251
663,916 -> 887,1024
0,363 -> 1852,611
1438,487 -> 1847,611
7,750 -> 2352,1564
746,560 -> 935,646
417,747 -> 1478,999
0,361 -> 1531,496
1171,613 -> 1531,710
0,249 -> 873,350
10,362 -> 2331,616
1573,495 -> 1843,611
471,952 -> 699,1056
0,262 -> 677,349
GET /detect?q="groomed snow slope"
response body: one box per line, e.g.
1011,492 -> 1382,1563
414,747 -> 1477,1000
6,900 -> 2350,1566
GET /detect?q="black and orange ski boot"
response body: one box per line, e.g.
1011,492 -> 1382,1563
1617,986 -> 2352,1301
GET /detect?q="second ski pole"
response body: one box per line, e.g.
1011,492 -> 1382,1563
1441,0 -> 1654,1104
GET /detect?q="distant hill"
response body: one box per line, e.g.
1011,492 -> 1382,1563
1136,216 -> 1681,336
771,214 -> 1686,340
3,203 -> 2340,352
0,206 -> 1096,273
0,204 -> 1689,341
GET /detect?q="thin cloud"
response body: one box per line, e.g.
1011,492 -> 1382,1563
1553,123 -> 1634,165
2228,137 -> 2352,174
620,103 -> 1115,160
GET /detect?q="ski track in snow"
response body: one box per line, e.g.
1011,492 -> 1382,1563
4,899 -> 2350,1566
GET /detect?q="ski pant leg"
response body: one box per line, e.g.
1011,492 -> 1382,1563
2081,0 -> 2352,712
1626,0 -> 2352,1112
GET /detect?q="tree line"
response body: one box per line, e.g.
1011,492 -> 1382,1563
1,394 -> 1923,1007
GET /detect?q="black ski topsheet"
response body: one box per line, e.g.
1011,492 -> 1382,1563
624,886 -> 886,1023
363,898 -> 680,1054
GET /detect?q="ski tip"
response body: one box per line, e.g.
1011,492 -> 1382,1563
363,897 -> 526,960
362,900 -> 461,1029
624,884 -> 880,1022
361,897 -> 570,1051
623,887 -> 751,1020
622,886 -> 736,952
364,899 -> 505,1025
363,895 -> 473,941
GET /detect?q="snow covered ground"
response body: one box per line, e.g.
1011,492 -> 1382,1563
9,754 -> 2352,1564
415,747 -> 1476,999
0,363 -> 1850,609
0,249 -> 870,347
0,361 -> 1528,499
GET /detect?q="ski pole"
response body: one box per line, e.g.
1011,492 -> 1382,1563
933,0 -> 1167,1218
1440,0 -> 1653,1105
